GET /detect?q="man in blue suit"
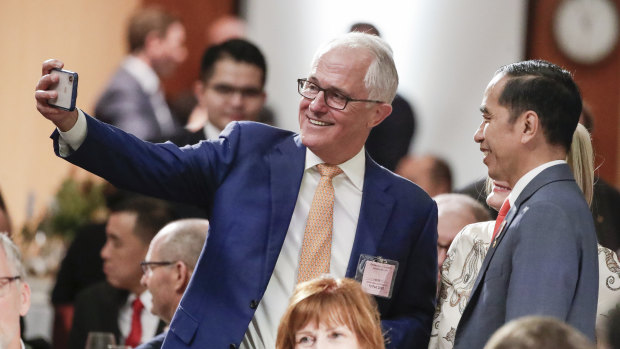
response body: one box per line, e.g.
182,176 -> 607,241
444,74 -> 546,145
35,32 -> 438,349
454,60 -> 598,349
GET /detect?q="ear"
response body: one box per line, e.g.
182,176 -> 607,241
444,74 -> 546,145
367,103 -> 393,128
172,261 -> 190,294
520,111 -> 539,144
143,31 -> 162,54
194,81 -> 206,105
19,282 -> 31,316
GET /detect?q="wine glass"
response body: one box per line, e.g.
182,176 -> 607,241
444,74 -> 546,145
85,332 -> 116,349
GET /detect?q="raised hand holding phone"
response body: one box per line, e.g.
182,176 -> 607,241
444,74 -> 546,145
35,59 -> 79,131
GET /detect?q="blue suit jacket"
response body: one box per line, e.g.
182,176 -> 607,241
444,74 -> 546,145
52,114 -> 438,348
454,164 -> 599,349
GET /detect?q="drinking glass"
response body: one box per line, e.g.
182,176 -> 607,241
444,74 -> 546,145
85,332 -> 116,349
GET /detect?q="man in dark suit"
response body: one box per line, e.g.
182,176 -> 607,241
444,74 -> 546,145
68,197 -> 173,349
94,7 -> 188,142
35,32 -> 438,349
454,60 -> 599,348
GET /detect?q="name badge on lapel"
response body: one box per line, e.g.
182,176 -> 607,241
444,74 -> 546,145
354,254 -> 398,299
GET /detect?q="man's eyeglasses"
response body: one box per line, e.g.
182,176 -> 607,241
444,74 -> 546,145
140,261 -> 174,274
297,79 -> 384,110
209,83 -> 263,99
0,276 -> 21,297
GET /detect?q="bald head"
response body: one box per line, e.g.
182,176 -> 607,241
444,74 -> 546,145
142,219 -> 209,323
434,194 -> 490,273
153,219 -> 209,272
397,155 -> 452,197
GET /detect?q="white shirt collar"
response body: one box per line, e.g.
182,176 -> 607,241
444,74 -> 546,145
304,147 -> 366,192
203,121 -> 222,141
127,289 -> 154,313
507,160 -> 566,206
122,56 -> 160,95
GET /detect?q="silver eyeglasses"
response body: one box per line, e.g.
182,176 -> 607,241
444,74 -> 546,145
140,261 -> 174,274
297,79 -> 384,110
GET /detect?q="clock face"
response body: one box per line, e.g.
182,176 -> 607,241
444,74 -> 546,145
553,0 -> 620,64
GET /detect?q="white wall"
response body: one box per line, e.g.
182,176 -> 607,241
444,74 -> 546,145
242,0 -> 527,188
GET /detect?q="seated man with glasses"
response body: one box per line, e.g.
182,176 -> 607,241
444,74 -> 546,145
35,31 -> 438,349
136,219 -> 209,349
0,233 -> 31,349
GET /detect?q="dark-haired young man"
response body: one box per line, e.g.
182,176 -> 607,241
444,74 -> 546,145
174,39 -> 267,145
454,60 -> 598,348
68,197 -> 174,349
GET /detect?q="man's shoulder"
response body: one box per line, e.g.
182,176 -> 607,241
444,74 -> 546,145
136,332 -> 166,349
98,67 -> 144,99
75,281 -> 127,306
223,121 -> 299,148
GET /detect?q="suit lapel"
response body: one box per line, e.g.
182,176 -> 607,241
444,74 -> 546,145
265,135 -> 305,278
464,164 -> 575,315
346,156 -> 395,277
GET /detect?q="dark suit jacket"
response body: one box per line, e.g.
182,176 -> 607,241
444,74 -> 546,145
53,114 -> 438,349
68,281 -> 125,349
94,66 -> 176,142
454,164 -> 599,349
68,281 -> 166,349
136,332 -> 166,349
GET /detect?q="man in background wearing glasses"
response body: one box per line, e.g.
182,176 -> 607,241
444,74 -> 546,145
35,31 -> 438,349
0,233 -> 30,349
136,219 -> 209,349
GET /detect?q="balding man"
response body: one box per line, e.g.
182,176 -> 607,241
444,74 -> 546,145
397,155 -> 452,197
137,219 -> 209,349
433,194 -> 490,280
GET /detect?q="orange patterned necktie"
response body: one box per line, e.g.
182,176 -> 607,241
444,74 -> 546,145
297,164 -> 343,283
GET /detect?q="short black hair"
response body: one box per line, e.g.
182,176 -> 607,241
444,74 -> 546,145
430,157 -> 453,192
109,195 -> 174,244
199,38 -> 267,87
495,59 -> 582,152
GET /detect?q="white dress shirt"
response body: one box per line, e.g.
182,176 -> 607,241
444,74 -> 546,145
507,160 -> 567,207
118,291 -> 160,345
241,148 -> 365,349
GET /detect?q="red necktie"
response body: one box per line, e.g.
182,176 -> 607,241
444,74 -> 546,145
491,200 -> 511,243
125,298 -> 144,347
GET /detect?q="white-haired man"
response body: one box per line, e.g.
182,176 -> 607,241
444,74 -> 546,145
35,32 -> 438,349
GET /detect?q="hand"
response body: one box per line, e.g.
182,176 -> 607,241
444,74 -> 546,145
35,59 -> 78,131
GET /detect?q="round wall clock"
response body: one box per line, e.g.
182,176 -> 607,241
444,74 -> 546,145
553,0 -> 620,64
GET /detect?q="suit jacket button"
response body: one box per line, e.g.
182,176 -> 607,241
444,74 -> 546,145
230,344 -> 237,349
250,300 -> 258,309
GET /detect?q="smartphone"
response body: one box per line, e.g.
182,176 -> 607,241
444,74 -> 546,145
48,68 -> 78,111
